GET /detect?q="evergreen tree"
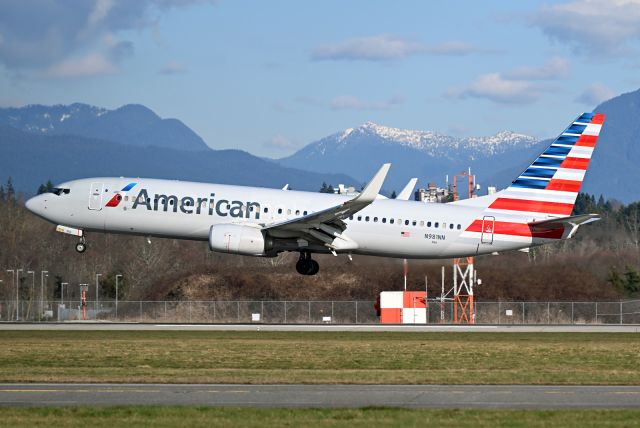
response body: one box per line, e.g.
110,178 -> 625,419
37,184 -> 47,195
319,182 -> 335,193
45,180 -> 54,192
6,177 -> 15,201
0,184 -> 4,202
390,190 -> 397,199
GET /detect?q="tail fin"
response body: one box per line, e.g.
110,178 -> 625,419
488,112 -> 604,218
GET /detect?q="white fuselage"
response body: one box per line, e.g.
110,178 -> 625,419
25,177 -> 538,259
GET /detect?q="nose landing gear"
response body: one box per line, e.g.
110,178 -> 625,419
296,252 -> 319,276
75,237 -> 87,253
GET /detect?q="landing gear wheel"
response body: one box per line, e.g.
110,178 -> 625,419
295,252 -> 319,276
308,260 -> 320,275
75,242 -> 87,253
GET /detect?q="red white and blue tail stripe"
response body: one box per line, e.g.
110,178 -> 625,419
464,112 -> 604,242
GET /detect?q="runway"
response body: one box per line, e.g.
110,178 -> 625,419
1,384 -> 639,408
1,323 -> 640,332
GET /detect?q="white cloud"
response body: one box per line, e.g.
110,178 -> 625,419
330,95 -> 405,110
531,0 -> 640,56
504,57 -> 570,80
447,58 -> 568,105
42,53 -> 119,78
575,83 -> 616,106
0,1 -> 215,72
159,61 -> 188,75
312,35 -> 485,61
263,135 -> 301,151
451,73 -> 546,104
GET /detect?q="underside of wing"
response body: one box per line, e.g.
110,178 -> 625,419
263,164 -> 391,251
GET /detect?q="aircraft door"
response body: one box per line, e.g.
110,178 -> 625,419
481,215 -> 495,244
88,182 -> 104,210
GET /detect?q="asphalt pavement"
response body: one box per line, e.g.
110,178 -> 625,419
1,384 -> 639,408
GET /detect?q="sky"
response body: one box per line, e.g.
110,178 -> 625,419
1,0 -> 639,157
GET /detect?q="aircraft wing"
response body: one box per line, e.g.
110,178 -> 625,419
262,164 -> 390,249
396,178 -> 417,200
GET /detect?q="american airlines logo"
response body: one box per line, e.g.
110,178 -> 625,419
131,188 -> 261,219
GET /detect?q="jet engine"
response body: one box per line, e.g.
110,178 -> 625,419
208,224 -> 272,256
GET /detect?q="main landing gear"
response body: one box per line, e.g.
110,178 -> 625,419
75,236 -> 87,253
296,252 -> 319,276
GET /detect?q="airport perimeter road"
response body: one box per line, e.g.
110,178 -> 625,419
1,384 -> 640,409
1,323 -> 640,332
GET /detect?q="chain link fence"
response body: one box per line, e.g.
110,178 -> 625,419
1,299 -> 640,324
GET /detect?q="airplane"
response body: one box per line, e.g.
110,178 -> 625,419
25,113 -> 604,275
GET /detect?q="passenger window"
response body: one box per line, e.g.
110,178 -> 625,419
419,220 -> 424,227
287,209 -> 291,215
390,219 -> 394,224
124,196 -> 129,202
435,222 -> 439,228
449,223 -> 454,229
365,216 -> 370,222
264,207 -> 269,213
374,217 -> 378,222
295,210 -> 300,215
412,220 -> 417,226
358,216 -> 362,221
304,211 -> 308,215
349,215 -> 353,220
427,221 -> 431,227
405,220 -> 409,226
382,218 -> 387,223
278,208 -> 283,214
457,224 -> 461,230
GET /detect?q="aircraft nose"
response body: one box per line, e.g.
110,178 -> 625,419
25,194 -> 46,215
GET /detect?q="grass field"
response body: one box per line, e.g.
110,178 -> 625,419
0,331 -> 639,384
1,407 -> 640,428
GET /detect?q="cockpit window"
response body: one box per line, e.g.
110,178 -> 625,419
51,188 -> 70,195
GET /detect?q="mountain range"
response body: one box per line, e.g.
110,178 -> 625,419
0,105 -> 356,194
1,88 -> 638,201
278,88 -> 640,202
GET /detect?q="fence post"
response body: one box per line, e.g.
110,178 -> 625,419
522,302 -> 525,324
498,301 -> 501,325
189,301 -> 192,323
308,301 -> 311,323
284,301 -> 287,323
213,301 -> 216,322
620,301 -> 623,325
331,301 -> 334,324
237,301 -> 240,322
164,301 -> 167,321
139,301 -> 142,322
547,302 -> 550,324
355,301 -> 358,324
571,302 -> 574,324
595,302 -> 598,324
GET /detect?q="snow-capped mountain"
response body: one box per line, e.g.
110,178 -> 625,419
0,103 -> 209,151
312,121 -> 537,160
279,121 -> 544,192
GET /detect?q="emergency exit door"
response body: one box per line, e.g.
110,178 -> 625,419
481,215 -> 495,244
88,182 -> 104,210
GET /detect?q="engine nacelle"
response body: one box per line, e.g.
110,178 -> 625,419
208,224 -> 270,256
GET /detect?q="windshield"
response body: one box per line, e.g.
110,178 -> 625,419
51,188 -> 70,196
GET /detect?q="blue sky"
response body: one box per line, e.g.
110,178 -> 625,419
1,0 -> 639,157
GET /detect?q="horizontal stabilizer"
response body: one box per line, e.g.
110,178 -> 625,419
528,214 -> 600,239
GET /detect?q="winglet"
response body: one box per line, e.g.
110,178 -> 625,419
355,163 -> 391,203
397,178 -> 418,200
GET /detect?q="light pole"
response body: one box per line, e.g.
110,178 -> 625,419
61,282 -> 68,306
16,269 -> 22,320
95,273 -> 102,308
115,274 -> 123,319
5,270 -> 13,321
27,271 -> 35,321
40,270 -> 48,318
